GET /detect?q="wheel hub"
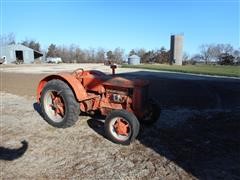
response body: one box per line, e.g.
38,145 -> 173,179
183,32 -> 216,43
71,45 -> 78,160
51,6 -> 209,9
114,119 -> 129,136
49,93 -> 64,117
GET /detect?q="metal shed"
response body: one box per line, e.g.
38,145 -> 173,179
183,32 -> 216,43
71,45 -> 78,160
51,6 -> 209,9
0,44 -> 43,64
128,55 -> 140,65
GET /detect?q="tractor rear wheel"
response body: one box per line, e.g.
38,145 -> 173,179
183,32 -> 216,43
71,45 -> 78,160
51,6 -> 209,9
40,79 -> 80,128
141,99 -> 161,125
105,110 -> 140,145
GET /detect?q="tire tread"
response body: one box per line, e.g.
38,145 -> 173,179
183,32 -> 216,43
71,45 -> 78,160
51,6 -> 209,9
40,79 -> 80,128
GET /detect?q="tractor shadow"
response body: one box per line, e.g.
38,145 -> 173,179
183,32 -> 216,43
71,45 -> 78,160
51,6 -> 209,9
119,71 -> 240,110
87,110 -> 240,179
33,102 -> 43,117
120,71 -> 240,179
0,140 -> 28,161
139,110 -> 240,179
87,118 -> 106,139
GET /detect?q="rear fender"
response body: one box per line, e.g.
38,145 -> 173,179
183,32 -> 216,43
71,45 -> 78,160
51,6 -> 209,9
37,73 -> 88,102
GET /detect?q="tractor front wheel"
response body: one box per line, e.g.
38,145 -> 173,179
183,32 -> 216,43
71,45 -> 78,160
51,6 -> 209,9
105,110 -> 140,145
40,79 -> 80,128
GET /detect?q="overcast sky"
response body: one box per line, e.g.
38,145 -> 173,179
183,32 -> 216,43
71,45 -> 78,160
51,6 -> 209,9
1,0 -> 239,55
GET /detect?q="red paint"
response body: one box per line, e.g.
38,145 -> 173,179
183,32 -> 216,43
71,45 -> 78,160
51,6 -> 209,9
37,67 -> 149,119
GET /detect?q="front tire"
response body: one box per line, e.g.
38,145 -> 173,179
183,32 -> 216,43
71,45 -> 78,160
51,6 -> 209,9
105,110 -> 140,145
40,79 -> 80,128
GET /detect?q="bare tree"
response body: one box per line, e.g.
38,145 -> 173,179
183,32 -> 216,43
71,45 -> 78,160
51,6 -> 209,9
200,44 -> 235,64
216,44 -> 234,54
56,45 -> 69,63
68,44 -> 77,62
95,48 -> 105,63
86,48 -> 95,62
21,39 -> 40,51
199,44 -> 212,64
0,33 -> 15,46
233,49 -> 240,57
135,48 -> 146,59
182,52 -> 190,61
113,48 -> 124,64
75,47 -> 88,63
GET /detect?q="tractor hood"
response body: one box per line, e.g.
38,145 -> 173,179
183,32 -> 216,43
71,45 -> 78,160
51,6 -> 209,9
102,76 -> 149,88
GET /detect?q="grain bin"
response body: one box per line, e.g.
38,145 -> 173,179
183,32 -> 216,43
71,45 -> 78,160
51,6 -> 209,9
128,55 -> 140,65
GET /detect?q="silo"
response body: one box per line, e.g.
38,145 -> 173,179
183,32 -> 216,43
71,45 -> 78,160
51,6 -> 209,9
170,34 -> 184,65
128,55 -> 140,65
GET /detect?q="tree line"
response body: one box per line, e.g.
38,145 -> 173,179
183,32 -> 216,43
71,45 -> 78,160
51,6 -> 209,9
1,33 -> 239,65
46,44 -> 125,64
192,44 -> 240,65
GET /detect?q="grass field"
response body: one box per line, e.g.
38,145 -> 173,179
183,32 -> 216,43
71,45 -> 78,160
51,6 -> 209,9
122,64 -> 240,77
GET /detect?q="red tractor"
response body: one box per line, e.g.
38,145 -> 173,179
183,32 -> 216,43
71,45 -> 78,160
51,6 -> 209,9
37,65 -> 160,145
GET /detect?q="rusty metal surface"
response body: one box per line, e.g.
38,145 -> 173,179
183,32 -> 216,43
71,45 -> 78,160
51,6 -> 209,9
37,68 -> 150,120
102,77 -> 149,88
37,73 -> 88,102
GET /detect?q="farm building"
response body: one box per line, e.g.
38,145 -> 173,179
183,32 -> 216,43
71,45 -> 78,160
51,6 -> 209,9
128,55 -> 141,65
170,34 -> 184,65
0,44 -> 44,64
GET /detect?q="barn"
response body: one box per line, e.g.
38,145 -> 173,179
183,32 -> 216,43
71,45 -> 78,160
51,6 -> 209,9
0,44 -> 43,64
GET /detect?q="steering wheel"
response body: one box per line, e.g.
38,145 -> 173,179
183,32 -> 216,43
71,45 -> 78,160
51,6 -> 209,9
72,68 -> 84,78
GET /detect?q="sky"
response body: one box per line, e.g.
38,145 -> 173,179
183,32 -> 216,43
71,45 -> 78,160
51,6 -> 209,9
1,0 -> 239,55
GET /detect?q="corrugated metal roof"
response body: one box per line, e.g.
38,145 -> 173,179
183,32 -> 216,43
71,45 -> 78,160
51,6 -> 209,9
129,55 -> 140,58
0,44 -> 43,54
0,44 -> 32,50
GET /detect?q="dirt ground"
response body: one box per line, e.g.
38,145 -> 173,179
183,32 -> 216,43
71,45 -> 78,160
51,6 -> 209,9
0,63 -> 146,97
1,64 -> 240,179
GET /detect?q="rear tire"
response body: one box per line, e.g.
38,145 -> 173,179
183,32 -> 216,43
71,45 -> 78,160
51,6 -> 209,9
105,110 -> 140,145
140,99 -> 161,125
40,79 -> 80,128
